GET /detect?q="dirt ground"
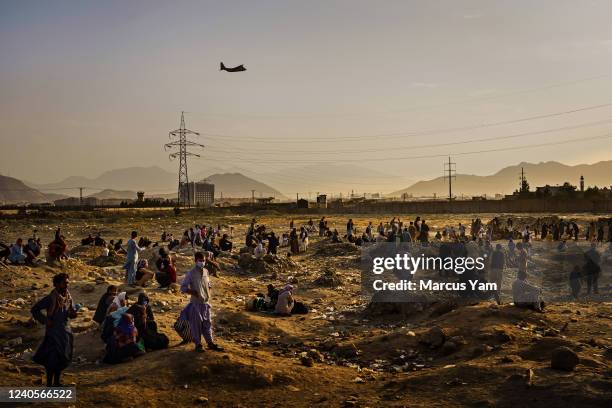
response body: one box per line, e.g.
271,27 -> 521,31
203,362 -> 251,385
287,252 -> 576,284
0,210 -> 610,407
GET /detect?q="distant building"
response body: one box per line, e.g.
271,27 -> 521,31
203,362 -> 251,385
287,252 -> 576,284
100,198 -> 129,206
180,180 -> 215,206
54,197 -> 98,207
137,191 -> 145,202
535,185 -> 565,197
296,198 -> 309,209
255,197 -> 275,205
316,194 -> 327,208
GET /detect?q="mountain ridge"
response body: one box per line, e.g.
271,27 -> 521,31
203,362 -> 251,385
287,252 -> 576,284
390,160 -> 612,197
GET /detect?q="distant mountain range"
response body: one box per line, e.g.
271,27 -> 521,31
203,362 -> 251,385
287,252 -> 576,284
26,166 -> 177,193
12,167 -> 287,203
6,161 -> 611,204
197,173 -> 287,200
0,175 -> 51,204
390,160 -> 612,197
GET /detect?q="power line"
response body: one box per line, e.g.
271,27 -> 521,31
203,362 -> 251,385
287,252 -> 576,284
201,117 -> 612,156
196,131 -> 612,164
197,101 -> 612,143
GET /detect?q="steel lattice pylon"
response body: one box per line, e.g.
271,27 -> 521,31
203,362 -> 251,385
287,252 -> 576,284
164,112 -> 204,207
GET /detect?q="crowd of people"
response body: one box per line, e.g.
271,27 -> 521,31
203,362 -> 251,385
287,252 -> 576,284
2,215 -> 604,388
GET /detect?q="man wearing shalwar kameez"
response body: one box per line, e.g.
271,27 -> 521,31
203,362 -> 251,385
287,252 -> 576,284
124,230 -> 143,285
179,252 -> 223,352
31,273 -> 77,387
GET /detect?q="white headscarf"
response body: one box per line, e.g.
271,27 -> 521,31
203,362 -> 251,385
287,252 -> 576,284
112,292 -> 127,309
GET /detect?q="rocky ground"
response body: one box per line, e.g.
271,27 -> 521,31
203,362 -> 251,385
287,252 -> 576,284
0,210 -> 610,407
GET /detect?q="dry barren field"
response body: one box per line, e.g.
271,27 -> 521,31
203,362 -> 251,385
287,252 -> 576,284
0,209 -> 610,407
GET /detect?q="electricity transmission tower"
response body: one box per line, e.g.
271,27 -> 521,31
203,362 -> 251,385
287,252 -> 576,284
518,167 -> 529,193
164,112 -> 204,207
444,156 -> 456,201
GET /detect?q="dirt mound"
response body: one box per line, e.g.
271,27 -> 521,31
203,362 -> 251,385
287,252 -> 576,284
127,348 -> 276,389
518,337 -> 581,362
238,253 -> 299,275
313,267 -> 344,287
69,245 -> 105,259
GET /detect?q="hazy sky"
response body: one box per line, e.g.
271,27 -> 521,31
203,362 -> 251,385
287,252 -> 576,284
2,0 -> 612,193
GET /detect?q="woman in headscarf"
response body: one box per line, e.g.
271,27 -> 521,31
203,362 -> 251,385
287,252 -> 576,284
93,285 -> 118,325
103,313 -> 145,364
100,292 -> 129,344
155,247 -> 177,287
107,291 -> 128,315
275,284 -> 295,316
126,293 -> 169,350
31,273 -> 77,387
135,259 -> 155,287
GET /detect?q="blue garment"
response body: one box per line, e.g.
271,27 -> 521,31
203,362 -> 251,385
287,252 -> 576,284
8,244 -> 26,263
111,306 -> 129,326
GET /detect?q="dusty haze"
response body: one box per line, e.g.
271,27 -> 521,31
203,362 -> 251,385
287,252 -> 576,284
1,0 -> 612,194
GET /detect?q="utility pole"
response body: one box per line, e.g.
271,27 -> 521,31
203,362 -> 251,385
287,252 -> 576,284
443,156 -> 456,202
79,187 -> 83,208
251,189 -> 255,206
164,111 -> 203,207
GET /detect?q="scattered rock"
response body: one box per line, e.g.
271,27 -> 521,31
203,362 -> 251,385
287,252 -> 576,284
307,349 -> 324,362
195,396 -> 209,404
313,267 -> 344,288
420,326 -> 446,348
441,340 -> 460,355
300,355 -> 314,367
551,346 -> 579,371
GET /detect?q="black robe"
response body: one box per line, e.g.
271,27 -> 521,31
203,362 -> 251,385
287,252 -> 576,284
93,293 -> 113,324
126,304 -> 168,350
31,294 -> 75,371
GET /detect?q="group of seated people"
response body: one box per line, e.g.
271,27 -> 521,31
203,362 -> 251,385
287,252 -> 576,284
1,237 -> 42,264
81,233 -> 107,247
246,284 -> 308,316
93,286 -> 169,364
131,248 -> 178,288
1,229 -> 68,265
168,226 -> 231,259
